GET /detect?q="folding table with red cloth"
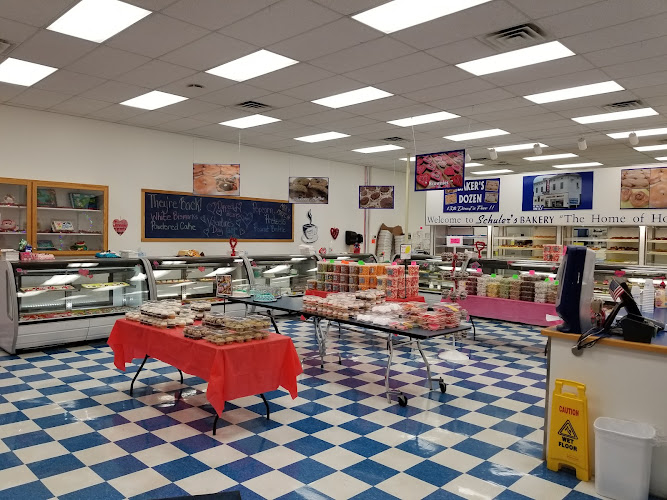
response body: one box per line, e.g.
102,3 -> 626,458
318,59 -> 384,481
108,319 -> 302,434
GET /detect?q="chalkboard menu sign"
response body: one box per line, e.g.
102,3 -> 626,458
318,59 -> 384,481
142,190 -> 293,242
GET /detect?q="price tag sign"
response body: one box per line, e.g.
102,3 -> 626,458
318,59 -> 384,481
529,270 -> 536,275
446,236 -> 463,246
400,244 -> 412,260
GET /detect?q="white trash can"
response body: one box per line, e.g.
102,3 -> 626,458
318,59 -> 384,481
594,417 -> 655,500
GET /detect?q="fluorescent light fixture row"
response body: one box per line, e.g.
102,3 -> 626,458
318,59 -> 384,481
312,86 -> 392,109
352,0 -> 492,34
399,157 -> 416,161
0,58 -> 57,86
456,41 -> 575,76
634,144 -> 667,152
353,144 -> 404,153
608,127 -> 667,139
553,162 -> 603,169
206,50 -> 298,82
466,162 -> 484,167
47,0 -> 151,43
470,169 -> 513,175
294,132 -> 349,143
655,157 -> 667,161
493,143 -> 548,152
444,129 -> 509,141
524,81 -> 624,104
388,111 -> 459,127
524,153 -> 578,161
572,108 -> 658,124
120,90 -> 187,110
219,114 -> 280,129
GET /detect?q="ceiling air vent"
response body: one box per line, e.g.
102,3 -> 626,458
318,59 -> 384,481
236,100 -> 272,110
0,39 -> 12,55
383,137 -> 405,142
603,100 -> 644,112
479,23 -> 547,51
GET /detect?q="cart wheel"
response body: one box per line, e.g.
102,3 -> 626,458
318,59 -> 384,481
398,395 -> 408,407
439,379 -> 447,393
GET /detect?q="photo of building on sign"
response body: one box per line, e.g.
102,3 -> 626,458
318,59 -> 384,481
532,173 -> 582,210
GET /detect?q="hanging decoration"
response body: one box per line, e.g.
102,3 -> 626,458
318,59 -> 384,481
330,227 -> 339,240
113,218 -> 128,235
301,210 -> 318,243
229,237 -> 238,256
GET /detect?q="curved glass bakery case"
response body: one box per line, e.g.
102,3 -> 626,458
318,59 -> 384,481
148,256 -> 250,303
246,254 -> 319,294
322,253 -> 377,263
0,258 -> 150,353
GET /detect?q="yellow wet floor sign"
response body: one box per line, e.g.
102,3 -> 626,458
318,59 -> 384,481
547,379 -> 590,481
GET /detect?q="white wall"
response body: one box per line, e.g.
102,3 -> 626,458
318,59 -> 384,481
0,105 -> 429,257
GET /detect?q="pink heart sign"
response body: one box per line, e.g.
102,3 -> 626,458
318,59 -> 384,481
113,219 -> 128,235
197,266 -> 206,273
330,228 -> 339,240
78,269 -> 89,276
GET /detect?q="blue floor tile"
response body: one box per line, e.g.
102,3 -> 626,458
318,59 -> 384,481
91,455 -> 148,481
453,438 -> 503,460
153,456 -> 209,481
281,458 -> 336,483
219,457 -> 272,483
341,437 -> 390,458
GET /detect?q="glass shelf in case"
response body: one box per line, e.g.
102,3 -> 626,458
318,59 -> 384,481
433,226 -> 488,253
493,225 -> 557,259
0,179 -> 29,250
564,226 -> 640,264
246,254 -> 319,294
149,256 -> 249,303
646,227 -> 667,265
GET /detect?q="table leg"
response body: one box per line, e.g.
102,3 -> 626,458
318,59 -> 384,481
130,355 -> 149,396
213,414 -> 219,435
416,339 -> 447,394
178,369 -> 183,385
260,393 -> 270,420
470,316 -> 477,340
384,335 -> 408,407
267,310 -> 280,334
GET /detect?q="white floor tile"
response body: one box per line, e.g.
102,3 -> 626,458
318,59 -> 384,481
176,469 -> 237,495
489,449 -> 544,474
312,447 -> 365,470
108,468 -> 170,497
43,467 -> 103,497
259,426 -> 307,445
509,475 -> 571,500
133,442 -> 188,467
311,471 -> 371,500
14,441 -> 70,464
376,472 -> 438,500
244,470 -> 305,499
370,448 -> 425,471
74,442 -> 129,467
419,428 -> 467,448
443,473 -> 506,499
431,448 -> 484,473
0,465 -> 38,492
253,446 -> 307,469
98,422 -> 147,442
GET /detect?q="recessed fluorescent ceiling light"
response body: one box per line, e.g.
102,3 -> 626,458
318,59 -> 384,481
294,132 -> 349,143
655,157 -> 667,161
219,114 -> 281,129
312,87 -> 392,109
47,0 -> 150,43
120,90 -> 187,110
444,129 -> 509,141
353,145 -> 404,153
524,81 -> 624,104
634,144 -> 667,152
352,0 -> 492,34
456,41 -> 575,76
470,169 -> 513,175
399,157 -> 416,161
206,50 -> 298,82
0,58 -> 57,86
466,162 -> 484,167
493,143 -> 548,152
524,153 -> 578,161
608,127 -> 667,139
553,162 -> 603,169
388,111 -> 459,127
572,108 -> 658,124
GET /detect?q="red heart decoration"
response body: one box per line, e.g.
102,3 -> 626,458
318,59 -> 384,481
615,270 -> 626,277
416,163 -> 427,175
318,247 -> 327,255
416,172 -> 431,188
330,228 -> 339,240
113,219 -> 128,235
78,269 -> 89,276
197,266 -> 206,272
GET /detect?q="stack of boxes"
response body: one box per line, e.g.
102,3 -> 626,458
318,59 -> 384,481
385,263 -> 419,299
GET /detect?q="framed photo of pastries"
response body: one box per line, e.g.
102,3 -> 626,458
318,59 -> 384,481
193,163 -> 240,196
359,186 -> 394,209
288,177 -> 329,204
621,167 -> 667,208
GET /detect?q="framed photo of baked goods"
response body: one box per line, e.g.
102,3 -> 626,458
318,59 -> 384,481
288,177 -> 328,204
414,149 -> 465,191
193,163 -> 240,196
444,178 -> 500,212
620,167 -> 667,209
521,172 -> 594,211
359,186 -> 394,209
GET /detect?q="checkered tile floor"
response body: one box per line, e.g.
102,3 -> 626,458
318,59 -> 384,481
0,318 -> 606,500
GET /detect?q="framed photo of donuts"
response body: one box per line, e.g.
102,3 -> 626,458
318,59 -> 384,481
359,186 -> 394,209
193,163 -> 240,196
288,177 -> 328,204
414,149 -> 465,191
620,167 -> 667,209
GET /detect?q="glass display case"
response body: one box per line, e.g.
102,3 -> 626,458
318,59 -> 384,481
646,226 -> 667,265
492,225 -> 557,260
0,178 -> 30,251
322,253 -> 377,263
0,258 -> 149,353
148,256 -> 250,303
433,226 -> 489,255
246,254 -> 319,294
564,226 -> 640,264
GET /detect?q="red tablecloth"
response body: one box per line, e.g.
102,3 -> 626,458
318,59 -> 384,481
108,319 -> 302,415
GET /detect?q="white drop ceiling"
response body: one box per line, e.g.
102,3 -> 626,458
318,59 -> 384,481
3,0 -> 667,173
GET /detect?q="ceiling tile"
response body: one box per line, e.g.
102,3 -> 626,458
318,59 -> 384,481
220,0 -> 340,46
159,33 -> 257,71
256,101 -> 322,120
291,109 -> 355,126
115,59 -> 197,88
479,56 -> 595,87
391,0 -> 529,50
380,66 -> 471,95
156,98 -> 222,118
0,17 -> 38,44
187,107 -> 247,124
345,52 -> 444,85
123,0 -> 179,10
311,0 -> 385,15
281,75 -> 364,101
80,81 -> 149,103
107,14 -> 209,58
0,83 -> 27,102
65,46 -> 151,80
249,64 -> 334,92
157,72 -> 236,97
50,97 -> 112,115
427,38 -> 498,65
163,0 -> 279,31
430,88 -> 515,113
156,117 -> 209,132
10,29 -> 97,67
584,35 -> 667,67
366,103 -> 447,122
537,90 -> 639,112
337,95 -> 416,116
603,55 -> 667,79
450,97 -> 534,116
9,88 -> 70,108
269,17 -> 381,61
196,83 -> 271,106
122,110 -> 180,127
404,78 -> 496,103
88,104 -> 146,122
309,37 -> 416,74
506,0 -> 602,18
0,0 -> 77,27
254,93 -> 303,108
500,69 -> 612,96
34,70 -> 105,95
